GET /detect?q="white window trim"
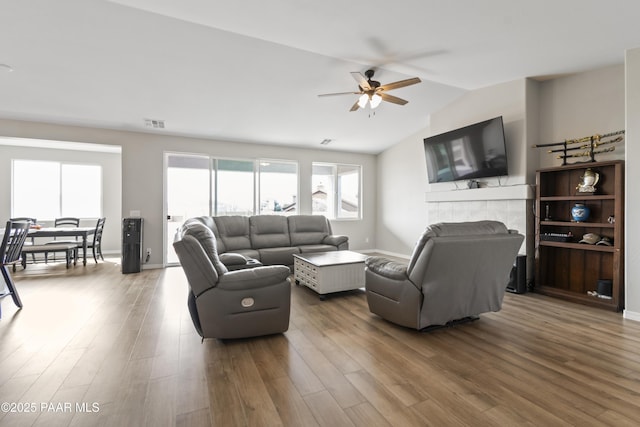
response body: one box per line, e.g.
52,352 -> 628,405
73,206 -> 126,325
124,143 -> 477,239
11,159 -> 103,220
312,162 -> 362,220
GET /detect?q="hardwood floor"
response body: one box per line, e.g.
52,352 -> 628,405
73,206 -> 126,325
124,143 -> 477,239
1,258 -> 640,426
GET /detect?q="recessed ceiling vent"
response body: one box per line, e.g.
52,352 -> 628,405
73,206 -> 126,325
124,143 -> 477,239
144,118 -> 165,129
320,139 -> 332,145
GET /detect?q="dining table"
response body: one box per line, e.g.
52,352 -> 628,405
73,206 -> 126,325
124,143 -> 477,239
28,227 -> 96,266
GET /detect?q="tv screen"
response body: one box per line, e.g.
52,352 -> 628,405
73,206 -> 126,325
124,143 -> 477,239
423,116 -> 508,183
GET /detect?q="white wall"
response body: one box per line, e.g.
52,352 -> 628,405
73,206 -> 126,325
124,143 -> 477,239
376,66 -> 628,289
0,118 -> 377,267
0,143 -> 122,253
430,79 -> 528,188
375,79 -> 530,257
625,48 -> 640,320
537,64 -> 625,168
375,127 -> 431,256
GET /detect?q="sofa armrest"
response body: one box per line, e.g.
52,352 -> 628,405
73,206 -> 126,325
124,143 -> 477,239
219,252 -> 247,266
364,259 -> 422,329
323,234 -> 349,249
217,265 -> 291,290
365,256 -> 408,281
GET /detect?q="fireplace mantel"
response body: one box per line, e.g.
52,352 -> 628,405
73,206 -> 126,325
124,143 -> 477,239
425,184 -> 534,203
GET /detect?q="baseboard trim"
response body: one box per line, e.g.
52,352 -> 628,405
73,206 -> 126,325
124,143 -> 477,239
360,249 -> 411,261
623,309 -> 640,322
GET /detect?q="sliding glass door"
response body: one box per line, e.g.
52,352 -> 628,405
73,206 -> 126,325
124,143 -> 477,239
164,153 -> 298,266
165,154 -> 211,265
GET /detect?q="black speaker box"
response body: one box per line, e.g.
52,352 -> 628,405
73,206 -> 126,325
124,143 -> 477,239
507,255 -> 527,294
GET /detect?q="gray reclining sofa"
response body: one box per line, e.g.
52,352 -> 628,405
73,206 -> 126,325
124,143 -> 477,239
185,214 -> 349,269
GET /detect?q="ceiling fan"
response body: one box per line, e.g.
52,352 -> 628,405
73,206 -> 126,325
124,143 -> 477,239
318,69 -> 421,112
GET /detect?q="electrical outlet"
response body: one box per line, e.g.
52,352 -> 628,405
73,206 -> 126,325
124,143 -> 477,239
146,248 -> 151,255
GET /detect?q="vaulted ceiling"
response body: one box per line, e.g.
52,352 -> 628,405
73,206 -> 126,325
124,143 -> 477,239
1,1 -> 639,153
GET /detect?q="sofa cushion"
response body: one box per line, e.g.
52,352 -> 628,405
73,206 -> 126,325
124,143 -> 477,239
229,248 -> 260,261
429,220 -> 508,237
214,216 -> 251,251
180,220 -> 228,276
258,247 -> 300,266
250,215 -> 291,249
190,215 -> 216,232
407,220 -> 508,275
288,215 -> 330,246
297,244 -> 337,253
191,216 -> 225,253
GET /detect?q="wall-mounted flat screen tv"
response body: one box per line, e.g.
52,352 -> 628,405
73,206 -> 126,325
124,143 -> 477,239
423,116 -> 508,183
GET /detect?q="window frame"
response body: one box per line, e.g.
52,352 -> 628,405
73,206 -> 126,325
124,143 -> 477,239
165,154 -> 300,217
257,159 -> 299,215
11,159 -> 103,220
312,162 -> 362,220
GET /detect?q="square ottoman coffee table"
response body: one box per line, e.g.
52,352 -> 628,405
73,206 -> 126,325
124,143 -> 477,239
293,250 -> 368,299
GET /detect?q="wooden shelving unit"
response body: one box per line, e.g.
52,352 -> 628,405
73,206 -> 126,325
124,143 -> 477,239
535,160 -> 624,311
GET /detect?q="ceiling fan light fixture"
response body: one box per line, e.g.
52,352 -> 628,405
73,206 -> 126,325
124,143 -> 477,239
357,94 -> 369,109
370,94 -> 382,109
318,69 -> 421,112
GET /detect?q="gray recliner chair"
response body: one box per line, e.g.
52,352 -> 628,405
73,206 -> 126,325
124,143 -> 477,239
365,221 -> 524,330
173,219 -> 291,339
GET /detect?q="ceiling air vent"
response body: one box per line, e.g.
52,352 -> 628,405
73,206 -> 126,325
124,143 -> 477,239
320,138 -> 332,145
144,118 -> 165,129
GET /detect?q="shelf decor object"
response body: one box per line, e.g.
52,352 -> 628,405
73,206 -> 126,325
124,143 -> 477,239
535,160 -> 624,311
576,168 -> 599,193
532,130 -> 624,165
571,203 -> 590,222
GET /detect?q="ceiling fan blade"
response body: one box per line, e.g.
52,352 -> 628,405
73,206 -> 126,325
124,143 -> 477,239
318,91 -> 361,97
349,100 -> 361,112
378,77 -> 421,92
380,92 -> 408,105
351,72 -> 371,91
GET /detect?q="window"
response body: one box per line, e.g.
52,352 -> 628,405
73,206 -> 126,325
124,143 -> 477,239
312,163 -> 361,219
12,160 -> 102,220
61,164 -> 102,217
258,161 -> 298,214
337,164 -> 361,219
165,154 -> 298,218
166,154 -> 211,220
215,159 -> 255,216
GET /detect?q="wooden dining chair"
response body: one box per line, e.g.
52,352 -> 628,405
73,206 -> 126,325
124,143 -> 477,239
54,217 -> 80,228
10,217 -> 37,266
86,217 -> 106,263
1,220 -> 30,318
44,217 -> 80,263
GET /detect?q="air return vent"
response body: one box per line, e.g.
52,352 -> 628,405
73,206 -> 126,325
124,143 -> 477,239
144,118 -> 165,129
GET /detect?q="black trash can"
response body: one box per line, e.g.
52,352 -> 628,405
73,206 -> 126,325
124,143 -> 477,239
122,218 -> 143,274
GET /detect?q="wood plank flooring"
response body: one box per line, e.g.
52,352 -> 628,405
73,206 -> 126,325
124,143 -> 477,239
1,258 -> 640,426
